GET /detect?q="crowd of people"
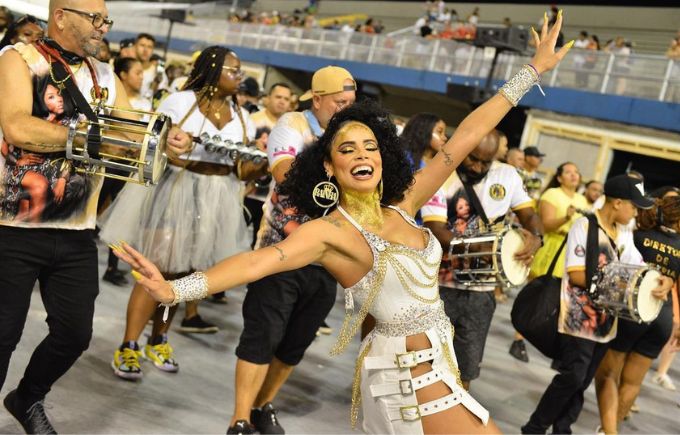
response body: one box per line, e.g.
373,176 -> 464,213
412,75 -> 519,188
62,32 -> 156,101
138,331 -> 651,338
0,2 -> 678,435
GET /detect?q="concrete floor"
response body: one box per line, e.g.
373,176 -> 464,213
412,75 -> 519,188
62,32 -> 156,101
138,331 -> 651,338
1,241 -> 678,434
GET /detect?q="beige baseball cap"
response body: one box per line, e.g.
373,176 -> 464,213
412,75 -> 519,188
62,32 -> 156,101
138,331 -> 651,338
299,66 -> 356,101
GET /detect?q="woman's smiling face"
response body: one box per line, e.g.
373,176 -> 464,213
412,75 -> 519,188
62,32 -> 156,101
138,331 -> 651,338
325,122 -> 383,194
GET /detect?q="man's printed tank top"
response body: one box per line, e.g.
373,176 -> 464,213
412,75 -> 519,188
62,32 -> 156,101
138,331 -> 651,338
0,42 -> 116,230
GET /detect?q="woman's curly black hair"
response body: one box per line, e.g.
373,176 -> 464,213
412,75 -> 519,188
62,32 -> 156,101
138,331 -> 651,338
278,99 -> 414,219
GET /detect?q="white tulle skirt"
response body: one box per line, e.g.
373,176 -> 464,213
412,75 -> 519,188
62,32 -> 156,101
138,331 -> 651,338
99,165 -> 250,274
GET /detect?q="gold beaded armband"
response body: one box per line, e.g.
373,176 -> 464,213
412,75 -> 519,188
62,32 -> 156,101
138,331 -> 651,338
498,64 -> 542,107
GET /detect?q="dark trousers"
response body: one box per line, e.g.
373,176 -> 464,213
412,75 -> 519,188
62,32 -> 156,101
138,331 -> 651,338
243,196 -> 264,249
522,334 -> 609,434
0,226 -> 99,404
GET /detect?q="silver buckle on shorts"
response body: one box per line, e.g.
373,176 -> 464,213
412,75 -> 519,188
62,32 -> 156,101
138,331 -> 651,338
399,379 -> 414,395
396,351 -> 417,368
399,405 -> 421,421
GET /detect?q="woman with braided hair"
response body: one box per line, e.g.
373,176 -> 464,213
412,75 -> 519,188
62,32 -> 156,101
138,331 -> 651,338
594,190 -> 680,434
100,46 -> 266,380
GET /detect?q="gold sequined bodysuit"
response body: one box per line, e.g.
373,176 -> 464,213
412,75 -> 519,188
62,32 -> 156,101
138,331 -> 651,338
334,205 -> 489,434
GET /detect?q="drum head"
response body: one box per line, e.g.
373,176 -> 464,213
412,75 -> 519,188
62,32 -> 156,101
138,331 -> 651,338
636,269 -> 663,322
500,229 -> 530,286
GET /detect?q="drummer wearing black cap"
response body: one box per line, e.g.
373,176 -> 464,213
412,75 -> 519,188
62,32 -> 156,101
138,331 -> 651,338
523,146 -> 547,201
522,174 -> 673,434
594,188 -> 679,434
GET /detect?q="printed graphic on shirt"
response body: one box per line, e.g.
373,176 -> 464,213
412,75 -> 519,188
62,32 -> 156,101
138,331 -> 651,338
0,43 -> 113,228
635,229 -> 680,280
421,163 -> 532,290
256,111 -> 318,248
558,215 -> 643,342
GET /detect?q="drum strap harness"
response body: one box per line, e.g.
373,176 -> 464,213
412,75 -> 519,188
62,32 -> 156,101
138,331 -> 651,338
461,180 -> 504,228
586,213 -> 619,296
34,40 -> 103,160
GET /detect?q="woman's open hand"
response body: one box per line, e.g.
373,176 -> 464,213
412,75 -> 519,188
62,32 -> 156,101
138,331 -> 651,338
111,242 -> 175,304
530,10 -> 573,74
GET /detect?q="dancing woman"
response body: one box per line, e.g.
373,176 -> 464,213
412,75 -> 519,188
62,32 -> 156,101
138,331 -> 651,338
114,17 -> 571,434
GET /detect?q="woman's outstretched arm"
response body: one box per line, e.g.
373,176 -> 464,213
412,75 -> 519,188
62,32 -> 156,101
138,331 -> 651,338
114,220 -> 329,304
406,12 -> 572,212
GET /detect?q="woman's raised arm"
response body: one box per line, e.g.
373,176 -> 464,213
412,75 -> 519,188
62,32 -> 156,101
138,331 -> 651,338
406,12 -> 572,211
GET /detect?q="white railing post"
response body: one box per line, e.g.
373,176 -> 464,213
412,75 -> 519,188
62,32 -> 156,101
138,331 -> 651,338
463,47 -> 475,76
316,31 -> 326,57
658,59 -> 675,101
366,36 -> 379,63
428,39 -> 441,71
396,41 -> 407,67
600,53 -> 616,94
504,55 -> 515,81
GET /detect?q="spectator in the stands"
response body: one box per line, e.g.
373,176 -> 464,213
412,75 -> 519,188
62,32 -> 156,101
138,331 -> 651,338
467,7 -> 480,26
118,38 -> 136,59
363,18 -> 376,34
503,17 -> 512,28
666,32 -> 680,60
573,31 -> 590,87
605,36 -> 632,93
414,14 -> 430,35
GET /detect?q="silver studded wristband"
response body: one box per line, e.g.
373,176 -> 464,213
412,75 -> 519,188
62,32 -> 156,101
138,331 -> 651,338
168,272 -> 210,305
498,64 -> 542,107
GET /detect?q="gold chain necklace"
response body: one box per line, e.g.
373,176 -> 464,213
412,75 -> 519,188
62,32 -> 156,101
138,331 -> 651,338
47,55 -> 72,91
209,97 -> 229,120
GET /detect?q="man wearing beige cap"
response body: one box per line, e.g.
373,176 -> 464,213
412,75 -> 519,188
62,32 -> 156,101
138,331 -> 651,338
227,66 -> 356,435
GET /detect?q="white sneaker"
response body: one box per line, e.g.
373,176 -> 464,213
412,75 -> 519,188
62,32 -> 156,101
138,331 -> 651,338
595,425 -> 605,435
652,373 -> 677,391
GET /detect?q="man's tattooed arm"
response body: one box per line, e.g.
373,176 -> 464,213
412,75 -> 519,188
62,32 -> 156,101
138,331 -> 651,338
273,245 -> 287,261
19,142 -> 67,153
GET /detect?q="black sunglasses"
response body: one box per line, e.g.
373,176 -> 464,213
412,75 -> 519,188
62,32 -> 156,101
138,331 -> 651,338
62,8 -> 113,30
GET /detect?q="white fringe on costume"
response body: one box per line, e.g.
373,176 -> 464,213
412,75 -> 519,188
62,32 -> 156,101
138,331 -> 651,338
99,165 -> 250,274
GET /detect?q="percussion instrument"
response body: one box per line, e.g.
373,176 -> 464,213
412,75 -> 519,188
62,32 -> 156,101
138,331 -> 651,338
589,261 -> 663,323
192,133 -> 267,166
448,226 -> 530,288
66,105 -> 169,185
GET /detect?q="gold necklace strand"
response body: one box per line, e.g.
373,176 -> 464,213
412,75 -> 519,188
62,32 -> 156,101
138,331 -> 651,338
387,251 -> 440,288
211,97 -> 228,120
47,55 -> 72,89
330,254 -> 388,357
389,243 -> 442,273
389,261 -> 441,304
441,339 -> 464,387
350,340 -> 373,429
388,257 -> 439,291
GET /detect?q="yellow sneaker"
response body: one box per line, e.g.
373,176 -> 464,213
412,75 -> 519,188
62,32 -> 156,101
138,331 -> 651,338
111,344 -> 143,380
143,340 -> 179,373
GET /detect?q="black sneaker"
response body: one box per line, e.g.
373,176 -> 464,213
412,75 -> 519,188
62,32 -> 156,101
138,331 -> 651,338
226,420 -> 255,435
178,315 -> 219,333
251,402 -> 285,434
3,390 -> 57,434
509,339 -> 529,363
102,268 -> 129,287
